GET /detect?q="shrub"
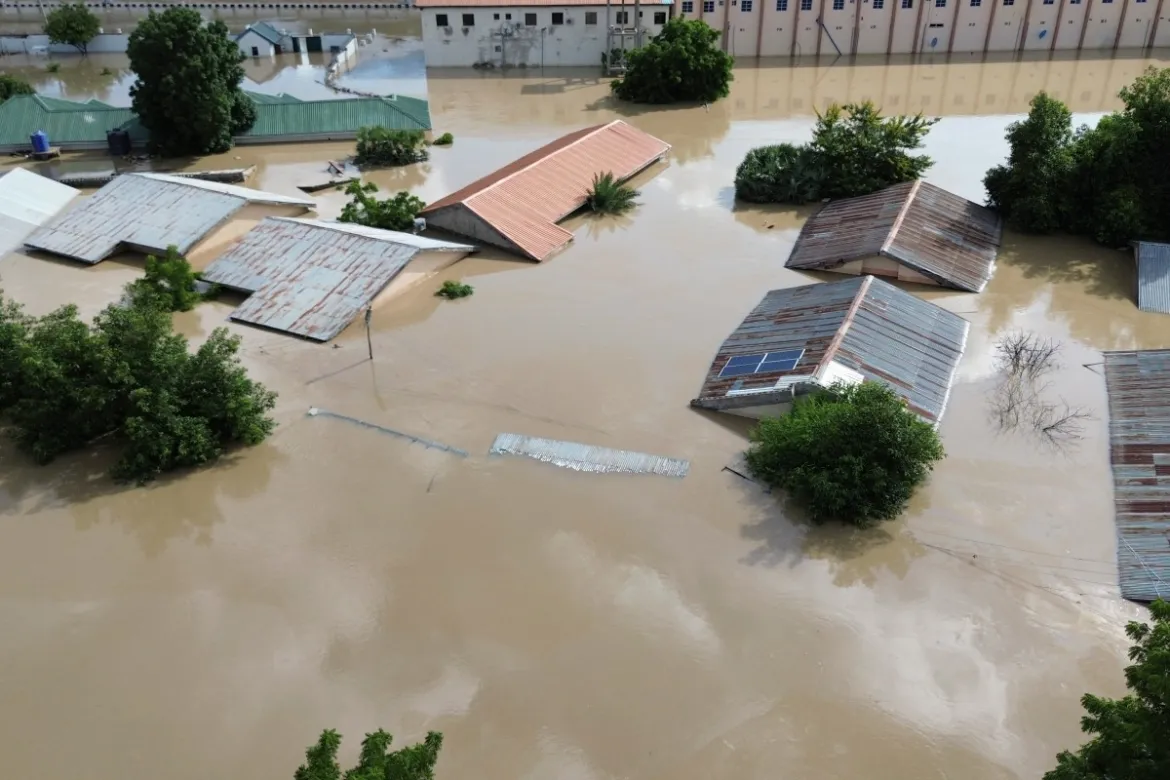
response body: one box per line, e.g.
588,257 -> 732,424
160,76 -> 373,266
436,280 -> 473,299
734,143 -> 824,205
0,74 -> 34,104
44,2 -> 101,55
295,729 -> 443,780
354,126 -> 428,167
745,382 -> 944,528
432,132 -> 454,146
611,19 -> 733,104
124,245 -> 202,312
584,171 -> 638,215
338,180 -> 426,232
45,62 -> 61,73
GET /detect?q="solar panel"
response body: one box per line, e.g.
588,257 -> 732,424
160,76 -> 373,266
718,349 -> 804,378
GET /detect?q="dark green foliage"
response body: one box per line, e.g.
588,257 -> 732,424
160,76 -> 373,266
45,62 -> 61,74
125,245 -> 202,313
295,729 -> 444,780
432,132 -> 454,146
354,127 -> 428,167
0,74 -> 34,104
611,19 -> 733,104
44,2 -> 100,55
339,181 -> 426,232
735,102 -> 937,204
584,171 -> 638,215
745,382 -> 944,528
435,280 -> 473,299
1043,599 -> 1169,780
128,8 -> 255,156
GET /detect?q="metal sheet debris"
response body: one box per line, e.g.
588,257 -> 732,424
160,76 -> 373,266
307,408 -> 468,457
489,433 -> 689,477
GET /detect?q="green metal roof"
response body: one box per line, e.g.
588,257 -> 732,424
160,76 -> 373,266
0,95 -> 140,148
243,91 -> 304,105
237,21 -> 285,45
243,96 -> 431,139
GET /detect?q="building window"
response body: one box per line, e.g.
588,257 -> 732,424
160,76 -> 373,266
801,0 -> 813,9
551,11 -> 564,23
969,0 -> 979,5
935,0 -> 944,6
616,10 -> 629,22
1003,0 -> 1013,5
525,11 -> 537,24
741,0 -> 753,9
493,12 -> 499,19
901,0 -> 912,8
682,0 -> 694,9
703,0 -> 715,9
585,10 -> 598,22
777,0 -> 788,8
1069,0 -> 1081,4
832,0 -> 843,8
873,0 -> 883,7
462,13 -> 474,25
505,12 -> 511,18
435,13 -> 448,26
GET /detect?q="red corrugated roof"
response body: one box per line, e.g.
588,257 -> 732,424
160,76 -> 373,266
421,120 -> 670,261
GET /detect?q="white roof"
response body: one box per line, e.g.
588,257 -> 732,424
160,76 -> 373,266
274,217 -> 476,251
0,167 -> 79,256
136,173 -> 315,207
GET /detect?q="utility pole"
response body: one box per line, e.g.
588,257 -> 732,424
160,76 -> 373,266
364,306 -> 373,360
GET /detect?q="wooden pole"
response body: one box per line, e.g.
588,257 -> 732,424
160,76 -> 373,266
364,306 -> 373,361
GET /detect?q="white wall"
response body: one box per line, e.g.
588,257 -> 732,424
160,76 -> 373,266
420,5 -> 670,67
237,29 -> 277,57
0,33 -> 129,55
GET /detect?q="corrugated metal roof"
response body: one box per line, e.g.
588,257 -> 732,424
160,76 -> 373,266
243,91 -> 304,105
201,217 -> 474,341
692,275 -> 968,426
1102,349 -> 1170,603
0,167 -> 79,256
238,21 -> 285,44
489,433 -> 690,477
242,96 -> 431,139
786,181 -> 1001,293
418,0 -> 671,6
1134,242 -> 1170,314
0,95 -> 142,150
421,120 -> 670,261
24,174 -> 313,264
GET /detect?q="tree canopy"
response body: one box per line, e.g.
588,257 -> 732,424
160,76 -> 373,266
745,382 -> 944,528
735,101 -> 937,204
127,8 -> 256,156
339,181 -> 426,232
611,19 -> 733,105
985,67 -> 1170,247
294,729 -> 443,780
44,2 -> 101,55
1043,599 -> 1169,780
0,74 -> 34,105
354,127 -> 428,168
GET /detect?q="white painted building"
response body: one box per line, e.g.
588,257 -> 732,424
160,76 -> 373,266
416,0 -> 674,67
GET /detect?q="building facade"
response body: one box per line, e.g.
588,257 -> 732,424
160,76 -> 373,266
416,1 -> 674,67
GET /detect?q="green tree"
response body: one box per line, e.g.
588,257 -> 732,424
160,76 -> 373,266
1044,599 -> 1169,780
611,19 -> 733,105
125,245 -> 202,312
0,74 -> 34,104
735,102 -> 936,204
295,729 -> 443,780
354,127 -> 428,168
127,8 -> 256,156
584,171 -> 638,215
44,2 -> 101,55
745,382 -> 944,528
339,181 -> 426,232
0,294 -> 33,412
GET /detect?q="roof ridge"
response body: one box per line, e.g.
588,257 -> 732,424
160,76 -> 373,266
816,275 -> 873,379
880,179 -> 921,254
465,120 -> 616,203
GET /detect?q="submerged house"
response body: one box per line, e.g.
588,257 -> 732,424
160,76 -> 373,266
420,120 -> 670,261
691,276 -> 969,426
1132,241 -> 1170,314
785,181 -> 1002,293
0,167 -> 78,257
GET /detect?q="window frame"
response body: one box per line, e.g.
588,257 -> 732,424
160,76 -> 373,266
585,10 -> 599,22
524,11 -> 537,24
435,13 -> 449,26
551,11 -> 564,23
461,12 -> 474,25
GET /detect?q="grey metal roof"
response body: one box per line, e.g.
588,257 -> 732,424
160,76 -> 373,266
23,173 -> 313,264
692,275 -> 969,426
1134,241 -> 1170,314
786,181 -> 1002,293
201,217 -> 474,341
1102,350 -> 1170,603
0,167 -> 78,256
238,21 -> 285,45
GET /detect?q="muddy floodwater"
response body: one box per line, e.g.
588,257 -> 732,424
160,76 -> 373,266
2,52 -> 1167,780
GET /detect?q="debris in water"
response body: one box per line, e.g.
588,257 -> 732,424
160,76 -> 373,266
308,407 -> 468,457
489,433 -> 689,477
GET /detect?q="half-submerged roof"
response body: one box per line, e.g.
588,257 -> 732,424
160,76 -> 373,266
24,173 -> 313,264
238,21 -> 286,44
420,120 -> 670,261
200,217 -> 475,341
786,181 -> 1002,293
1102,349 -> 1170,602
0,167 -> 79,256
692,275 -> 969,426
1133,241 -> 1170,314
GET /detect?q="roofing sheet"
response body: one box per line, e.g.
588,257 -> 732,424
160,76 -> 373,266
1102,349 -> 1170,602
418,0 -> 671,5
24,174 -> 312,264
692,275 -> 968,425
0,167 -> 79,256
421,120 -> 670,261
201,217 -> 473,341
786,181 -> 1001,293
243,96 -> 432,138
1134,242 -> 1170,314
489,434 -> 690,477
239,21 -> 285,44
0,95 -> 141,149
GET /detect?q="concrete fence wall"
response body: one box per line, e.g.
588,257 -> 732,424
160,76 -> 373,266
0,32 -> 129,54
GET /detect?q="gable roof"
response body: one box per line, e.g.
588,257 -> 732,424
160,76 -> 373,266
691,275 -> 969,425
0,167 -> 79,256
785,181 -> 1002,293
0,94 -> 143,150
238,21 -> 285,45
420,120 -> 669,261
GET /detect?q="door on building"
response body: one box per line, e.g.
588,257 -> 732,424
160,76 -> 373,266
251,46 -> 259,56
855,0 -> 893,54
274,44 -> 283,54
307,36 -> 324,52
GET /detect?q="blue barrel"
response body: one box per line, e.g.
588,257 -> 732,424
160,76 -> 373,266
30,130 -> 50,155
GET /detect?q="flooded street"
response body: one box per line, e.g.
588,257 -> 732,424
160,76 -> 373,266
2,50 -> 1168,780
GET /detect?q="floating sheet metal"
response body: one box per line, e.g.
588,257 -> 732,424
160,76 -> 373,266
489,433 -> 689,477
24,173 -> 313,264
1133,241 -> 1170,314
201,218 -> 474,341
1102,350 -> 1170,603
0,167 -> 78,256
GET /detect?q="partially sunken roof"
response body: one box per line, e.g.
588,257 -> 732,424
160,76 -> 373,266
0,167 -> 79,256
786,181 -> 1002,293
1133,241 -> 1170,314
24,173 -> 313,264
201,218 -> 475,341
420,120 -> 670,261
238,21 -> 286,45
692,275 -> 969,426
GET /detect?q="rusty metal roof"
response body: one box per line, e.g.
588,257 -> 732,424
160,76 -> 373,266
786,181 -> 1001,293
201,217 -> 474,341
1134,242 -> 1170,314
420,120 -> 670,261
24,173 -> 313,264
1102,350 -> 1170,603
692,275 -> 968,426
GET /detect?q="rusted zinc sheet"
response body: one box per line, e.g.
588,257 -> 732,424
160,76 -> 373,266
23,173 -> 313,264
1102,349 -> 1170,602
201,218 -> 474,342
421,120 -> 670,261
691,275 -> 968,426
1133,241 -> 1170,314
786,181 -> 1001,293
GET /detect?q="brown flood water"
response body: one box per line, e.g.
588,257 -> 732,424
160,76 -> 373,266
1,53 -> 1167,780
